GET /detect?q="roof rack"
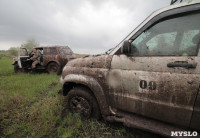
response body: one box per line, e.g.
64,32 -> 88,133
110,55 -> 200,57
170,0 -> 183,5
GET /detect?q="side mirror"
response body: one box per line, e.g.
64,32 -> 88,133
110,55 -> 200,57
121,40 -> 131,54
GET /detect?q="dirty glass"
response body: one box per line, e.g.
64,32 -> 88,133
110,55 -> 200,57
44,48 -> 57,55
131,12 -> 200,56
50,48 -> 57,55
44,48 -> 50,55
179,30 -> 200,56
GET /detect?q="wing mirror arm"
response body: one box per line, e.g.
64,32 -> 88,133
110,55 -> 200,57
121,40 -> 131,54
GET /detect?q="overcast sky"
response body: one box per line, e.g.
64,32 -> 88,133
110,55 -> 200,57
0,0 -> 170,54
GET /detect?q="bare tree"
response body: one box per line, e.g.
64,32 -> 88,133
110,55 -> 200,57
21,39 -> 39,52
8,47 -> 18,56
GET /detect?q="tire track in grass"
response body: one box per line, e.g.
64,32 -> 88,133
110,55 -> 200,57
25,82 -> 58,109
1,82 -> 59,137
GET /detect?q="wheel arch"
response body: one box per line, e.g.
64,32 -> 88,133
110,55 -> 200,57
46,60 -> 60,68
46,60 -> 62,74
61,74 -> 111,116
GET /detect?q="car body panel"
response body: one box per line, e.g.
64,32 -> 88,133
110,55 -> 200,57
190,87 -> 200,129
109,55 -> 200,127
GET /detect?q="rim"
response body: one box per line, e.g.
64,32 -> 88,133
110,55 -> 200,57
69,96 -> 91,118
49,65 -> 58,72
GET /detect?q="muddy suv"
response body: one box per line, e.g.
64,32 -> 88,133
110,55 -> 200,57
13,46 -> 74,74
60,1 -> 200,136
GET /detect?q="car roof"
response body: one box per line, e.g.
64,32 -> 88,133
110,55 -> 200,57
152,0 -> 200,18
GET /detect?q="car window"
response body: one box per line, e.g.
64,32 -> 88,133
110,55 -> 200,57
131,12 -> 200,56
50,48 -> 57,55
146,32 -> 177,55
20,49 -> 28,56
44,48 -> 57,55
180,30 -> 200,56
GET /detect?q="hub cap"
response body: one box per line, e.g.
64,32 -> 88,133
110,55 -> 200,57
69,96 -> 91,118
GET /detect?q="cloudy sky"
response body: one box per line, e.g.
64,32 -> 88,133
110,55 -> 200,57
0,0 -> 170,54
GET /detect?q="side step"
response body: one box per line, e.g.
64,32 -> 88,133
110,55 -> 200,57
105,112 -> 188,137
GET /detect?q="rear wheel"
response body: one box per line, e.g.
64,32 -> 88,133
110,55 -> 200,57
47,62 -> 59,73
14,64 -> 23,73
64,86 -> 101,119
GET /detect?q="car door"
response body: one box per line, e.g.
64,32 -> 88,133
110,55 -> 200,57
109,11 -> 200,127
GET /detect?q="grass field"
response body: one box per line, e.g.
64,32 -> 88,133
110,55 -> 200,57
0,56 -> 154,138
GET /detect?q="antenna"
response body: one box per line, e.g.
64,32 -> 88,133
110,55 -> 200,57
170,0 -> 183,5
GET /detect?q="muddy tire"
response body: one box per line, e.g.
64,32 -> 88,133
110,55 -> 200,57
14,64 -> 23,73
47,62 -> 59,74
64,86 -> 101,119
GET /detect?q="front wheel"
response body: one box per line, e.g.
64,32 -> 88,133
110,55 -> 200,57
64,86 -> 101,119
47,62 -> 59,74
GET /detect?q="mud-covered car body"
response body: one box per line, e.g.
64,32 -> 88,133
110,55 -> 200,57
13,46 -> 74,74
61,1 -> 200,136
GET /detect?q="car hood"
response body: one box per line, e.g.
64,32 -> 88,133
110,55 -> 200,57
65,54 -> 112,69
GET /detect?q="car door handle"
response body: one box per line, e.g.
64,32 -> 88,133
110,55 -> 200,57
167,61 -> 197,68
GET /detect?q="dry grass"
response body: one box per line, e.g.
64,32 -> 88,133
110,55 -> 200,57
75,53 -> 90,58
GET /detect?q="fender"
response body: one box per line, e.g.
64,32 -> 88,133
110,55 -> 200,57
46,60 -> 60,67
60,74 -> 111,116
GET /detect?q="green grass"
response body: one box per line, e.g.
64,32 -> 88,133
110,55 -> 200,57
0,58 -> 62,137
0,57 -> 146,138
0,57 -> 13,75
